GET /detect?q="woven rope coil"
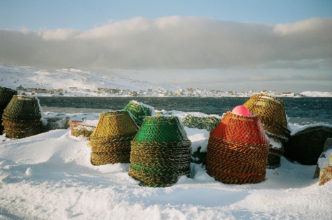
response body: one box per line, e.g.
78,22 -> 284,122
243,94 -> 290,168
89,111 -> 138,165
129,116 -> 192,187
206,111 -> 269,184
124,100 -> 152,127
0,87 -> 17,134
69,120 -> 95,138
243,94 -> 289,139
1,95 -> 42,138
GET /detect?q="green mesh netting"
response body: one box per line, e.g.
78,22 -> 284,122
129,116 -> 191,187
124,100 -> 152,126
182,114 -> 220,131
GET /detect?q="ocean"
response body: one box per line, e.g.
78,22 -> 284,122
38,97 -> 332,126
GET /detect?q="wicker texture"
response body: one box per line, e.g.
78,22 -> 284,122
206,112 -> 269,184
0,87 -> 17,134
89,111 -> 138,165
129,116 -> 192,187
243,94 -> 289,138
69,120 -> 95,138
124,100 -> 152,126
2,95 -> 42,138
243,94 -> 290,168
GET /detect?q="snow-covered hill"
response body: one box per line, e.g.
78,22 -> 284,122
1,64 -> 331,97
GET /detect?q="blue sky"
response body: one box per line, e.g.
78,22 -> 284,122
1,0 -> 332,30
0,0 -> 331,92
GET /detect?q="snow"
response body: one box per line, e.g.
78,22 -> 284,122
318,148 -> 332,169
300,91 -> 332,97
1,64 -> 331,97
1,110 -> 332,219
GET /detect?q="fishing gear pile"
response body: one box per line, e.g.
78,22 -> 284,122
182,114 -> 220,131
124,100 -> 153,126
0,87 -> 17,134
89,111 -> 138,165
129,116 -> 191,187
243,94 -> 290,168
2,95 -> 42,138
206,111 -> 269,184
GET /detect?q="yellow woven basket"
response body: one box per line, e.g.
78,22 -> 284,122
89,111 -> 138,165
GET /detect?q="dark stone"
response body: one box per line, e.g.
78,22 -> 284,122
42,116 -> 70,132
191,146 -> 207,165
285,126 -> 332,165
267,154 -> 281,169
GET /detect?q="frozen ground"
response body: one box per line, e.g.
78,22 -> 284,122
1,110 -> 331,220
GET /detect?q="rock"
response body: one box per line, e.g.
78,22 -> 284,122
191,146 -> 207,165
285,126 -> 332,165
43,116 -> 70,131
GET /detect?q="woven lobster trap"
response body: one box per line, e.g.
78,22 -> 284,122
0,87 -> 17,134
124,100 -> 152,127
182,114 -> 220,131
69,120 -> 95,138
243,93 -> 290,169
89,111 -> 138,165
206,111 -> 269,184
2,95 -> 42,138
129,116 -> 192,187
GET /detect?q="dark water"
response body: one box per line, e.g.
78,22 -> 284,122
38,97 -> 332,125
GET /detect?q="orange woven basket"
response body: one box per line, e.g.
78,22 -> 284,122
206,111 -> 269,184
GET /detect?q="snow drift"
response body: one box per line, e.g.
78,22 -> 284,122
1,110 -> 331,219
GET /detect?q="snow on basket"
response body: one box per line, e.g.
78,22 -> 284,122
2,95 -> 42,138
69,120 -> 95,138
129,116 -> 192,187
0,86 -> 17,134
124,100 -> 153,127
206,111 -> 269,184
243,93 -> 290,169
89,111 -> 138,165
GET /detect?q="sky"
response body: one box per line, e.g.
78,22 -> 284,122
0,0 -> 332,92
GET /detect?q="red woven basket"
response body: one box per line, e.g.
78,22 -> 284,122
206,111 -> 269,184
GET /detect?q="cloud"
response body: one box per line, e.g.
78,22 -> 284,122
0,16 -> 331,91
37,29 -> 77,40
0,16 -> 331,70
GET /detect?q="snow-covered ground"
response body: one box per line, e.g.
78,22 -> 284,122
1,109 -> 331,220
1,64 -> 331,97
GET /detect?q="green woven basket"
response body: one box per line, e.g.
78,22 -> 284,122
129,116 -> 192,187
124,100 -> 152,126
2,95 -> 42,138
0,87 -> 17,134
89,111 -> 138,165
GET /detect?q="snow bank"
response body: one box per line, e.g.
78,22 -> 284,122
300,91 -> 332,97
1,65 -> 331,97
1,110 -> 332,219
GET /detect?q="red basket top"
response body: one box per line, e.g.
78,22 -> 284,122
211,111 -> 268,145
